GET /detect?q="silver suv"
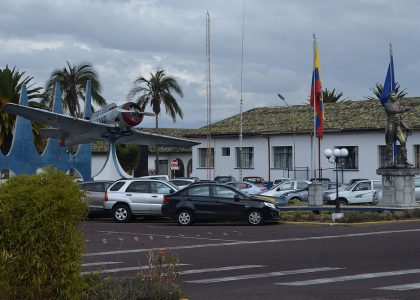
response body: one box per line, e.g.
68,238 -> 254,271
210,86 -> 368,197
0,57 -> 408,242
104,179 -> 179,222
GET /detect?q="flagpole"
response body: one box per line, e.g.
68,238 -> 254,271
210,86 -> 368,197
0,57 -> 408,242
389,42 -> 393,91
312,33 -> 317,179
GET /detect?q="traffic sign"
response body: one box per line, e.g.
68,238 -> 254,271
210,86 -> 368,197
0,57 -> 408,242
170,159 -> 179,170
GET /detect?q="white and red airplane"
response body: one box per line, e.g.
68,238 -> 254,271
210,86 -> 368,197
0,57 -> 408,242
1,101 -> 198,148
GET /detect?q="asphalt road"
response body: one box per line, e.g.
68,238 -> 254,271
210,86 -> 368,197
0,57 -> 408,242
81,218 -> 420,300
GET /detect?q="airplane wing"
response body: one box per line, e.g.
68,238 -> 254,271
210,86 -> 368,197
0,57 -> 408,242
2,103 -> 199,147
116,130 -> 200,147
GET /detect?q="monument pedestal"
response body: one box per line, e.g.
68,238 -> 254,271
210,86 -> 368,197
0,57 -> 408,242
376,167 -> 420,207
308,181 -> 323,206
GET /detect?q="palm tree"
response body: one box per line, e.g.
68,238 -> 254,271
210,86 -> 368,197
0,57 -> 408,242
0,65 -> 45,154
322,88 -> 348,103
43,61 -> 107,117
128,69 -> 184,174
365,82 -> 407,101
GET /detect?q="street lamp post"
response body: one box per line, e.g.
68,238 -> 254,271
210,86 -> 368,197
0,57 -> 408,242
323,148 -> 348,214
277,94 -> 296,180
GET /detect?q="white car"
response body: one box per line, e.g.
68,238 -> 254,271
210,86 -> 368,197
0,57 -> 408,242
259,180 -> 311,197
226,181 -> 265,195
326,180 -> 381,205
104,179 -> 179,222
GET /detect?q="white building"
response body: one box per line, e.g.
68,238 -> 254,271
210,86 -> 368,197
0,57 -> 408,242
188,98 -> 420,184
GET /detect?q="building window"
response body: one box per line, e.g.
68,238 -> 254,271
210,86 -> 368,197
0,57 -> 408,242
198,148 -> 214,168
222,147 -> 230,156
335,146 -> 358,169
158,160 -> 168,175
379,145 -> 401,167
415,145 -> 420,168
273,146 -> 292,169
235,147 -> 254,168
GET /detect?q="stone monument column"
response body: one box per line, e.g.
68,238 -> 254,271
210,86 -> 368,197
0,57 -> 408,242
376,167 -> 419,207
376,92 -> 419,207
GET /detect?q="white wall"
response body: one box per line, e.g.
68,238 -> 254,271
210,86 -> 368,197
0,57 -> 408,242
190,131 -> 420,183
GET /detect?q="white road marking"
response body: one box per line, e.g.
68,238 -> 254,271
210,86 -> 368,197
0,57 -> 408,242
82,261 -> 123,267
277,269 -> 420,286
81,263 -> 189,275
97,230 -> 240,242
85,228 -> 420,257
186,267 -> 344,284
180,265 -> 265,275
375,282 -> 420,291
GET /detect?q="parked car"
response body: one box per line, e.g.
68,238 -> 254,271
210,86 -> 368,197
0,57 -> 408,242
348,178 -> 369,185
243,176 -> 266,189
214,175 -> 236,183
273,178 -> 291,185
259,180 -> 311,198
79,180 -> 114,214
104,179 -> 179,222
139,175 -> 170,181
325,179 -> 381,205
226,181 -> 265,195
161,182 -> 281,225
169,178 -> 197,189
278,187 -> 309,203
322,183 -> 349,202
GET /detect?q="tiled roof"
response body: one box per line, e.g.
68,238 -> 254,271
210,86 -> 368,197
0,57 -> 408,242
186,97 -> 420,137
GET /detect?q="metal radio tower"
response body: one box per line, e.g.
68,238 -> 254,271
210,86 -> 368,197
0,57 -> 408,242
206,12 -> 213,180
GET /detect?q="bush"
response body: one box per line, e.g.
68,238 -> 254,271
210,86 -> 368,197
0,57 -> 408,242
83,249 -> 182,300
0,168 -> 88,299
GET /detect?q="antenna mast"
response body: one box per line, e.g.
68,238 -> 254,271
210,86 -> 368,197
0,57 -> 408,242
206,12 -> 213,180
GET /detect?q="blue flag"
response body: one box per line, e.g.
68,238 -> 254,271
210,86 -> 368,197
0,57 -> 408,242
380,49 -> 396,106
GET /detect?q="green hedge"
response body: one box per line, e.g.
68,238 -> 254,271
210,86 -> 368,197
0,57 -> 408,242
0,168 -> 88,299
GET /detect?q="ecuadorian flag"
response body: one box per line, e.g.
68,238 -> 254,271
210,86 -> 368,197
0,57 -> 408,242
310,40 -> 324,139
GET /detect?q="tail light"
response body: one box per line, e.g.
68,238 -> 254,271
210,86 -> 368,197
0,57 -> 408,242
163,195 -> 170,205
105,191 -> 108,202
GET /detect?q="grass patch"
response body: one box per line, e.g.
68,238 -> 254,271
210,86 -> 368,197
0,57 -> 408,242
279,209 -> 420,223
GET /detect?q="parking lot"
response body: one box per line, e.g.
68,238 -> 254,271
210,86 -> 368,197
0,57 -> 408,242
81,218 -> 420,300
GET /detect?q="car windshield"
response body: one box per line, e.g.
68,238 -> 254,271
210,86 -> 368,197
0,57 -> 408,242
345,182 -> 359,191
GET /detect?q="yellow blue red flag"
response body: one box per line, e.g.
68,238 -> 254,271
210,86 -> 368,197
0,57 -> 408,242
310,37 -> 323,139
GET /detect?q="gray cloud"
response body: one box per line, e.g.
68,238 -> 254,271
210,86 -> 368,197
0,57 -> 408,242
1,0 -> 420,129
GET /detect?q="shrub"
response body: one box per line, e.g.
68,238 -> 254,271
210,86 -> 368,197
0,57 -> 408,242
0,168 -> 87,299
83,248 -> 182,300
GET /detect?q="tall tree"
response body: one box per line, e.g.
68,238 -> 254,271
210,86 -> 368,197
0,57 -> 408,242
128,69 -> 184,174
43,61 -> 107,117
116,144 -> 141,175
0,65 -> 45,154
365,82 -> 407,101
322,88 -> 348,103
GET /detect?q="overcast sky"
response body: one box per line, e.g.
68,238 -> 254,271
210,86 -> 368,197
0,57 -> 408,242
2,0 -> 420,129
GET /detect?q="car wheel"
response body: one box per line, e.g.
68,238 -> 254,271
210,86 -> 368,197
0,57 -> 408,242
290,197 -> 301,202
338,198 -> 348,206
247,209 -> 264,225
177,210 -> 194,226
112,204 -> 132,223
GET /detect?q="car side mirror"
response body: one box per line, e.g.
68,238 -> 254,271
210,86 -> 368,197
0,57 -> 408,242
276,188 -> 280,191
234,195 -> 240,202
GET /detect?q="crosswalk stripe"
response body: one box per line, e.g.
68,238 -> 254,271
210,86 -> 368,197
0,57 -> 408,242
84,228 -> 420,257
81,263 -> 189,275
180,265 -> 265,275
375,282 -> 420,291
186,267 -> 343,284
82,261 -> 123,267
276,269 -> 420,286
